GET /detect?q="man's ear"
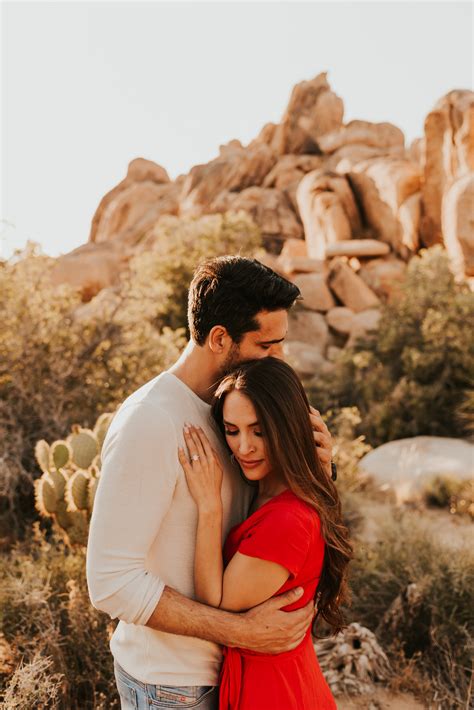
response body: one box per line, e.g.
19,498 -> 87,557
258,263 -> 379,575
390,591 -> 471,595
208,325 -> 230,354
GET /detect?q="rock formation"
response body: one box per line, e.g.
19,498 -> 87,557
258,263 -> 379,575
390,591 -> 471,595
47,73 -> 473,378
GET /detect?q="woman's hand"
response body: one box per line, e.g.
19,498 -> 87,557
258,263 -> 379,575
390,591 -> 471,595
178,424 -> 223,513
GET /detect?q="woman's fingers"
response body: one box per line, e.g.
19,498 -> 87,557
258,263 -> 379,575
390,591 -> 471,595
178,447 -> 192,475
196,427 -> 217,465
183,425 -> 202,463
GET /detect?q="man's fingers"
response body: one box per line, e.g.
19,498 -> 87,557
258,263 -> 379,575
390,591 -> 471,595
272,586 -> 304,608
313,431 -> 331,448
309,408 -> 329,434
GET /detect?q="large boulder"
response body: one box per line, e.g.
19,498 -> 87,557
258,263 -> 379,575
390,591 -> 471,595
349,157 -> 422,258
89,158 -> 172,244
209,186 -> 302,250
180,141 -> 276,215
287,310 -> 329,350
317,120 -> 404,154
420,90 -> 474,249
325,239 -> 390,259
357,256 -> 407,301
328,257 -> 380,313
263,154 -> 324,190
441,173 -> 474,277
50,241 -> 129,302
297,171 -> 362,259
346,308 -> 381,347
269,73 -> 344,155
326,306 -> 355,335
328,258 -> 380,312
359,436 -> 474,503
283,341 -> 330,378
92,182 -> 180,248
292,273 -> 335,312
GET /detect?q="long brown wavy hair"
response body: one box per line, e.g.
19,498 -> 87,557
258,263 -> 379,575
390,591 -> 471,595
211,357 -> 352,634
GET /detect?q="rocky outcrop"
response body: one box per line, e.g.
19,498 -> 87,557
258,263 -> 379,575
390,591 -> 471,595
89,158 -> 172,244
317,120 -> 404,155
268,73 -> 344,155
328,258 -> 380,312
180,141 -> 276,216
349,157 -> 422,258
50,241 -> 129,302
49,75 -> 472,327
208,186 -> 303,250
441,172 -> 474,276
296,171 -> 362,259
420,90 -> 474,248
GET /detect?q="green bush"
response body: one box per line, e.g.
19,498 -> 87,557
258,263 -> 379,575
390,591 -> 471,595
349,515 -> 474,707
0,245 -> 185,537
0,214 -> 261,536
128,210 -> 262,332
0,526 -> 118,709
311,247 -> 474,446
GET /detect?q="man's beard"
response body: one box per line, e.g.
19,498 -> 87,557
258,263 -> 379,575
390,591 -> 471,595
220,342 -> 242,378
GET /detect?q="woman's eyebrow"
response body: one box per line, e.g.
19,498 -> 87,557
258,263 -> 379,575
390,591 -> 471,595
223,419 -> 259,427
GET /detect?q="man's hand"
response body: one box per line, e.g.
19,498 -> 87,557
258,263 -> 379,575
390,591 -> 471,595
309,406 -> 333,478
233,587 -> 315,654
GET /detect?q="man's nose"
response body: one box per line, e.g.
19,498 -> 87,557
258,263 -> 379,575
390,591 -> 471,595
270,342 -> 284,359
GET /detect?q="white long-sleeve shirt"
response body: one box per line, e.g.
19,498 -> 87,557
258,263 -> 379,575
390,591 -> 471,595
86,371 -> 251,685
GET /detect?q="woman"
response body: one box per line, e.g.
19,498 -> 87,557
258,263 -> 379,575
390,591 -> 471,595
178,357 -> 352,710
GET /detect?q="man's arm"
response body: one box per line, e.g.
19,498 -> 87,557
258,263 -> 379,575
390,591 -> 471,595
146,585 -> 315,654
87,402 -> 177,624
87,404 -> 315,653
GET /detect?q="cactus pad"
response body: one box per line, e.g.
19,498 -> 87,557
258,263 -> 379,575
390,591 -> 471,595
35,440 -> 51,474
35,475 -> 58,516
68,428 -> 99,469
51,440 -> 72,470
65,470 -> 90,512
93,412 -> 114,450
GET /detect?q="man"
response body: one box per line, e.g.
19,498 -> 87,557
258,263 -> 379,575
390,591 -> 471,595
87,256 -> 333,709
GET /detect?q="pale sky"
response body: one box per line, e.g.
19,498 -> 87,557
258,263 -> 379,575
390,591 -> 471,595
1,1 -> 473,257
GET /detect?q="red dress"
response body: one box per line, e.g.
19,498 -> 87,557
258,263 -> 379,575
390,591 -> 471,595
219,489 -> 336,710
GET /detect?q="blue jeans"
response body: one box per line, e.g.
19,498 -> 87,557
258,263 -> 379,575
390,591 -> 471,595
114,662 -> 219,709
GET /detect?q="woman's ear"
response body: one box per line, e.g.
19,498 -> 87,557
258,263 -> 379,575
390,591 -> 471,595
208,325 -> 230,354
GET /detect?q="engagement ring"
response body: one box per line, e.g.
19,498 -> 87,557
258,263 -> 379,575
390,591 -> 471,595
191,454 -> 200,461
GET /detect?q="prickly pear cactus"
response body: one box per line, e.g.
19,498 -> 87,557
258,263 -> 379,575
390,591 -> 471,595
34,411 -> 114,546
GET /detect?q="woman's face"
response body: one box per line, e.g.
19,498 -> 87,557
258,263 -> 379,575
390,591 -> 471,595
222,390 -> 272,481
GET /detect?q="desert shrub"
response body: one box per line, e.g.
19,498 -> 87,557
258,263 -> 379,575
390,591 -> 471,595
0,526 -> 118,709
423,474 -> 473,517
0,246 -> 185,537
1,213 -> 261,536
128,211 -> 262,332
349,515 -> 474,707
311,247 -> 474,446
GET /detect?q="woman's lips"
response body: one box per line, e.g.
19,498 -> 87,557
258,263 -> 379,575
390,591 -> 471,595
238,458 -> 263,469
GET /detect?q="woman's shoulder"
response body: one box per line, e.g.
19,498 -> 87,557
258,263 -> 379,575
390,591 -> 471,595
265,489 -> 321,530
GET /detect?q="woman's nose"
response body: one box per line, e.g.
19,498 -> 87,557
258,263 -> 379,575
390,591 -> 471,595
238,437 -> 255,454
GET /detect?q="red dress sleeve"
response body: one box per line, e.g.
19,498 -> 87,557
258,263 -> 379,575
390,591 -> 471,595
237,501 -> 320,579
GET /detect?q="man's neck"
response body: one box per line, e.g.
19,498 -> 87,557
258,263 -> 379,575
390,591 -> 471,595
168,340 -> 221,404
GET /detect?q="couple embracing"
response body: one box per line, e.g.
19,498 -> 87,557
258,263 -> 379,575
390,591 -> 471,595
86,256 -> 352,710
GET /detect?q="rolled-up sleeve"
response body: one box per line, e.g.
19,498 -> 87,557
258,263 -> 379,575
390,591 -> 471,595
86,401 -> 177,625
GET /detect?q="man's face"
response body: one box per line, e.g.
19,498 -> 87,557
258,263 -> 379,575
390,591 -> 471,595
223,309 -> 288,373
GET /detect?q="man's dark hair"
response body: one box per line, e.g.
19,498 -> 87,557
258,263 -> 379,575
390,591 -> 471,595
188,256 -> 301,345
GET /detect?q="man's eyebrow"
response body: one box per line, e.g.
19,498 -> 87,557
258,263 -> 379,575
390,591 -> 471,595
256,336 -> 286,345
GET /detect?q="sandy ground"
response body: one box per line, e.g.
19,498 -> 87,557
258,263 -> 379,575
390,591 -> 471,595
337,687 -> 426,709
